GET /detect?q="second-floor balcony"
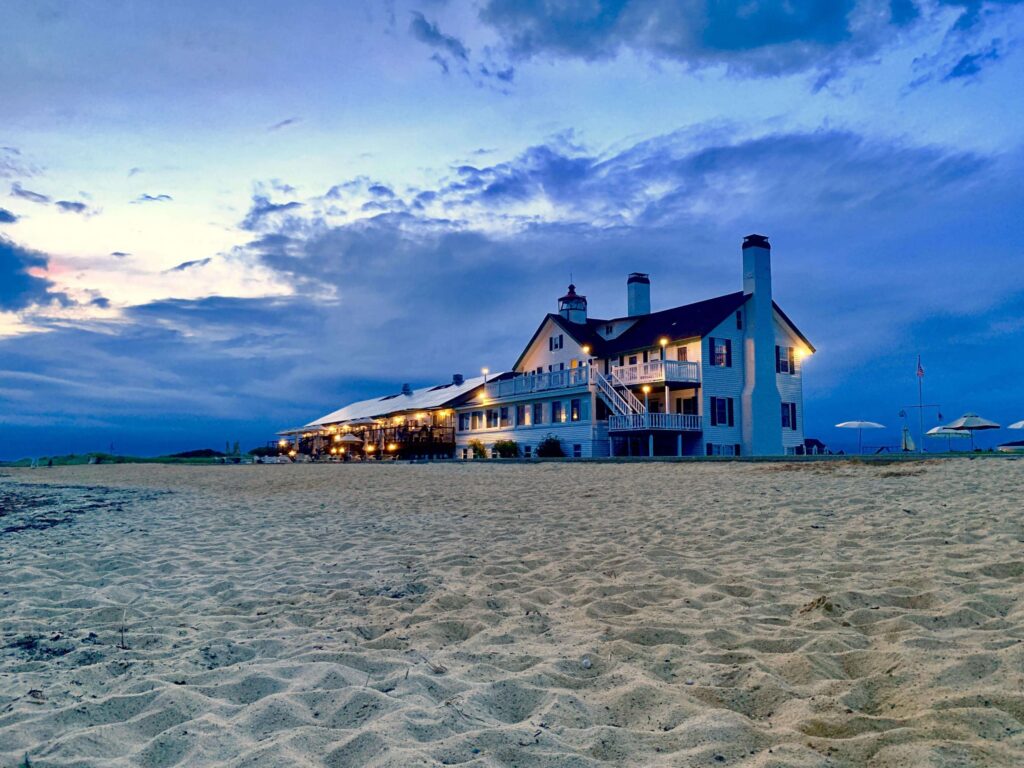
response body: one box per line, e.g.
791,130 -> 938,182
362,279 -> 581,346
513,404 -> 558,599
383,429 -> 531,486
611,359 -> 700,386
484,367 -> 590,398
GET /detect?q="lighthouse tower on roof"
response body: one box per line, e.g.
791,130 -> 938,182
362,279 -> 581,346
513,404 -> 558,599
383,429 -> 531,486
558,284 -> 587,324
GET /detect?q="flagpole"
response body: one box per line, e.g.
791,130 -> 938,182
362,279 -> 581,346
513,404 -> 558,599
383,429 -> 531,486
917,355 -> 924,454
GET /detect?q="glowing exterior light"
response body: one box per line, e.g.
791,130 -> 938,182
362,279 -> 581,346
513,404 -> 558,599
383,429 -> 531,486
330,447 -> 337,455
278,439 -> 288,447
642,384 -> 651,394
415,412 -> 427,420
659,337 -> 669,347
581,345 -> 591,355
288,450 -> 297,457
333,434 -> 342,442
481,367 -> 490,375
366,444 -> 375,453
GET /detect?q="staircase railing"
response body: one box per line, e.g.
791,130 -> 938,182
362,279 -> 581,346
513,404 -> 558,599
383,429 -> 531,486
592,370 -> 647,416
592,371 -> 634,416
608,372 -> 646,414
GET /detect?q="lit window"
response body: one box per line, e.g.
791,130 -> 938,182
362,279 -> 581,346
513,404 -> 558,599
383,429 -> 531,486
570,398 -> 581,421
711,337 -> 732,367
776,346 -> 796,374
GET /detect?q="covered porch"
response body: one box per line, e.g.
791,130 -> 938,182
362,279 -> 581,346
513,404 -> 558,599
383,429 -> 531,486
279,409 -> 457,460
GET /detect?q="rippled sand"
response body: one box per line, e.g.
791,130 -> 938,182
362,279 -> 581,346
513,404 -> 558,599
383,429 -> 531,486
1,459 -> 1023,767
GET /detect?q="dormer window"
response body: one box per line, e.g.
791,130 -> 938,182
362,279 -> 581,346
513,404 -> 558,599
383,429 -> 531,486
605,324 -> 613,335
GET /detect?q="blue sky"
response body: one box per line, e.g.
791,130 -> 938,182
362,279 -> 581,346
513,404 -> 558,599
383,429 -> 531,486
1,0 -> 1022,457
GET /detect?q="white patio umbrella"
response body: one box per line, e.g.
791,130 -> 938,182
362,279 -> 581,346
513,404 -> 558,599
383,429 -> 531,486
836,421 -> 885,454
925,426 -> 971,451
338,433 -> 363,444
943,413 -> 1000,451
1009,420 -> 1024,430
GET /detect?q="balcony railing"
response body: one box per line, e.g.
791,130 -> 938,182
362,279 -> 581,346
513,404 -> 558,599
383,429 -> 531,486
608,413 -> 702,432
611,359 -> 700,385
485,367 -> 590,398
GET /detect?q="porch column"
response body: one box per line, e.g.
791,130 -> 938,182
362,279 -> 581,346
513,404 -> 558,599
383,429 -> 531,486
648,433 -> 654,457
677,433 -> 682,457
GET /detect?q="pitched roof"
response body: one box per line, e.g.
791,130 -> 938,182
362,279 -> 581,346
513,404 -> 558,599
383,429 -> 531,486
597,291 -> 748,356
512,291 -> 814,368
303,374 -> 497,427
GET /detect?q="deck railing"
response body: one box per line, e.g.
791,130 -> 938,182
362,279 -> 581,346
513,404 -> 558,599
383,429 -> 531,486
484,367 -> 590,398
611,359 -> 700,385
607,413 -> 702,432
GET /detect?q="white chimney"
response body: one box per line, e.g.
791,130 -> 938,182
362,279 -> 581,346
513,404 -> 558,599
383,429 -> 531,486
627,273 -> 650,316
740,234 -> 784,456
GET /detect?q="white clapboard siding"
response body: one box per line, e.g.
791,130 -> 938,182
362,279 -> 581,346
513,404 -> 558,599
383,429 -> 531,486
456,392 -> 601,457
774,314 -> 807,450
518,317 -> 590,373
701,314 -> 745,451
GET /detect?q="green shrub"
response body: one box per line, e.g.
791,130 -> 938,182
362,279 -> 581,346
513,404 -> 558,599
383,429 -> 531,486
535,435 -> 565,458
492,440 -> 520,458
468,439 -> 488,459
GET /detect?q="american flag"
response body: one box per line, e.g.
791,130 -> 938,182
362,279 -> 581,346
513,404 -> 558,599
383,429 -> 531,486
916,355 -> 924,378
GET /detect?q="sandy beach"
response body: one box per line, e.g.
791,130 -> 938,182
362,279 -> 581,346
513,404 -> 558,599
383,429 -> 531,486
1,459 -> 1022,767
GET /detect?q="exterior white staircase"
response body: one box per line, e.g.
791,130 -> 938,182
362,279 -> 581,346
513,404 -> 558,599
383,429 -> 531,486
593,370 -> 645,416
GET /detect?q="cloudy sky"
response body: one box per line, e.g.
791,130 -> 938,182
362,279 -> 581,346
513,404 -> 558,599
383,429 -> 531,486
2,0 -> 1022,457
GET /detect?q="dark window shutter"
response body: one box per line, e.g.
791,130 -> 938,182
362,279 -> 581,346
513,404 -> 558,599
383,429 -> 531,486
708,337 -> 715,364
548,337 -> 553,351
642,350 -> 648,363
727,397 -> 734,427
710,397 -> 718,426
788,347 -> 796,374
775,345 -> 781,373
790,403 -> 798,430
559,334 -> 564,348
725,339 -> 732,367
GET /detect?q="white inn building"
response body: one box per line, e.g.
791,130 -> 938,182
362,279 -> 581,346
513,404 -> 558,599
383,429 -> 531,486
281,234 -> 814,459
